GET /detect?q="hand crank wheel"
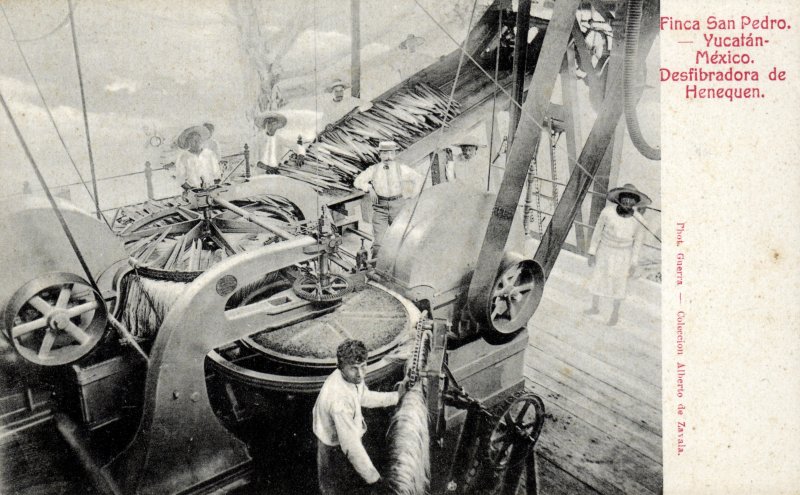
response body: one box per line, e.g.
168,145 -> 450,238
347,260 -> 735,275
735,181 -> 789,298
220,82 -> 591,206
292,274 -> 351,303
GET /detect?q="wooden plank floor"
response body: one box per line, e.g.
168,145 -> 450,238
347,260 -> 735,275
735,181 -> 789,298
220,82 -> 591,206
524,251 -> 662,495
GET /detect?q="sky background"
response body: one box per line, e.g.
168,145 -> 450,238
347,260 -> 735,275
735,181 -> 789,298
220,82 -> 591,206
0,0 -> 659,214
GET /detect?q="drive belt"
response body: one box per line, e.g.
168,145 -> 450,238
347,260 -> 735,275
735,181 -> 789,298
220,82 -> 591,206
466,0 -> 580,329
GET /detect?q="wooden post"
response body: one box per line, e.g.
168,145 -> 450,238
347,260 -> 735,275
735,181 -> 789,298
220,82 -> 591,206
560,45 -> 587,252
350,0 -> 361,98
144,161 -> 154,199
507,0 -> 531,144
244,143 -> 251,179
588,15 -> 626,228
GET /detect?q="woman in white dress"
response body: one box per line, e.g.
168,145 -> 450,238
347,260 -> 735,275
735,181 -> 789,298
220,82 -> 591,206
585,183 -> 651,326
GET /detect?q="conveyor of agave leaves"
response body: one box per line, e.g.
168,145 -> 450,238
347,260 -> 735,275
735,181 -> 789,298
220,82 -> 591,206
277,82 -> 461,191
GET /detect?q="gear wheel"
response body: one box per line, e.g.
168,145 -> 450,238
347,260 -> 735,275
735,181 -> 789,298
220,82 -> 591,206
292,274 -> 351,303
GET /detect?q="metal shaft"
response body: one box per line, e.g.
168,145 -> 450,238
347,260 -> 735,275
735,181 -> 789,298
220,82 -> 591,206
212,196 -> 293,240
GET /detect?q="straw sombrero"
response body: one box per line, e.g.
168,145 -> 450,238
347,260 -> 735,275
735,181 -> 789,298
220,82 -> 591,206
325,78 -> 350,93
607,183 -> 651,207
175,124 -> 212,150
254,111 -> 288,131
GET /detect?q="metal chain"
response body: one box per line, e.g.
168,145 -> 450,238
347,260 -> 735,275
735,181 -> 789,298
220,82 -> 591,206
533,156 -> 543,235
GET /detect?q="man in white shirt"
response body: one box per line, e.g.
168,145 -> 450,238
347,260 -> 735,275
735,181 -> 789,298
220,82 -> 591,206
444,137 -> 488,193
174,124 -> 222,191
353,141 -> 423,258
254,111 -> 288,173
313,339 -> 404,495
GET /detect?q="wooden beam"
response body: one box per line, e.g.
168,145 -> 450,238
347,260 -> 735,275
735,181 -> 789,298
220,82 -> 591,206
507,0 -> 531,143
350,0 -> 361,98
559,43 -> 587,252
588,15 -> 626,227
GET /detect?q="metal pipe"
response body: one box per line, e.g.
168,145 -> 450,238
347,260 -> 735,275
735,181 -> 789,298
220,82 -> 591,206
212,196 -> 293,240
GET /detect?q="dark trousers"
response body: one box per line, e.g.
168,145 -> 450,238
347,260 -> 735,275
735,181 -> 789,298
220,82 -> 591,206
317,440 -> 372,495
371,198 -> 406,256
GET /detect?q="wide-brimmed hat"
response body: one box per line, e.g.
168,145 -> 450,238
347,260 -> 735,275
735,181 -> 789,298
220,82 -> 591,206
607,183 -> 651,207
451,137 -> 487,148
325,78 -> 350,93
254,111 -> 288,130
378,141 -> 400,151
175,124 -> 212,150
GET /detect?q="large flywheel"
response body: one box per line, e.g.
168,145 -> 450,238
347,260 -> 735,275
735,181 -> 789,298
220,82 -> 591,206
4,272 -> 107,366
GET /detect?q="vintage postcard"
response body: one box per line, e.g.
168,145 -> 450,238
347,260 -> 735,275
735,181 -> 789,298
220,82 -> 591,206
0,0 -> 796,494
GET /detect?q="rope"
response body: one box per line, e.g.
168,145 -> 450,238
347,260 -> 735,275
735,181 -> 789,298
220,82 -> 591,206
68,0 -> 101,221
633,211 -> 661,243
0,3 -> 112,230
486,8 -> 503,192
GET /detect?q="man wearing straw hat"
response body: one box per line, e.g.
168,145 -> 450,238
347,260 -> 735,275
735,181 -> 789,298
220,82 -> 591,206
254,110 -> 288,173
322,78 -> 368,125
353,141 -> 423,258
585,183 -> 651,326
444,135 -> 489,192
174,124 -> 222,190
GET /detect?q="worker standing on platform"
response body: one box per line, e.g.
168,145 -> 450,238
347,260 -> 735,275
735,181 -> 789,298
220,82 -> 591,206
585,183 -> 650,326
174,124 -> 222,191
353,141 -> 423,258
444,137 -> 488,192
313,339 -> 404,495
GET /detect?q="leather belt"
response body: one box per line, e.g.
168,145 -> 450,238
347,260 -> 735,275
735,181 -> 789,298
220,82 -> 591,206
376,194 -> 403,201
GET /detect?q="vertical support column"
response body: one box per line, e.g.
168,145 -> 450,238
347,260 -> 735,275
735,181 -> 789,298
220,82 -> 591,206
350,0 -> 361,98
560,44 -> 587,252
588,15 -> 626,227
144,161 -> 154,200
507,0 -> 531,144
244,143 -> 251,180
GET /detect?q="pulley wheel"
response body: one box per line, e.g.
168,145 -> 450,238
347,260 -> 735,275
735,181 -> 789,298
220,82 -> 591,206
4,272 -> 107,366
292,274 -> 351,303
486,393 -> 545,469
484,259 -> 543,341
472,392 -> 546,494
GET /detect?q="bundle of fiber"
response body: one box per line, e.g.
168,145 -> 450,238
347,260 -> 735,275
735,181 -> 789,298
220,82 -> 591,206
386,384 -> 430,495
121,271 -> 286,339
280,82 -> 461,191
121,275 -> 186,338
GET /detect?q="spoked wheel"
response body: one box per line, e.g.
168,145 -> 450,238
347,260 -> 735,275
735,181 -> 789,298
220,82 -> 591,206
292,275 -> 351,303
4,272 -> 107,366
482,393 -> 546,494
118,196 -> 303,278
486,259 -> 544,340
